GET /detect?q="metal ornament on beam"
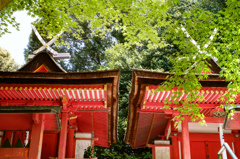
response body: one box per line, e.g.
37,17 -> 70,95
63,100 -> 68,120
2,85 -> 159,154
28,25 -> 70,60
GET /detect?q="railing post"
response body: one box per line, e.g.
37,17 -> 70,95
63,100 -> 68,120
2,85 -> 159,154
219,124 -> 227,159
218,142 -> 238,159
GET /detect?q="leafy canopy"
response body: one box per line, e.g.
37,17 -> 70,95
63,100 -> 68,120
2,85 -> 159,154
1,0 -> 172,47
3,0 -> 240,157
2,0 -> 240,122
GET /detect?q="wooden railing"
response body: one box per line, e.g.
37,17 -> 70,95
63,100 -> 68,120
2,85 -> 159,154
0,148 -> 29,159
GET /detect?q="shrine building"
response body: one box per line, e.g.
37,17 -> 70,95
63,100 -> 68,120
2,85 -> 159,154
0,52 -> 120,159
125,59 -> 240,159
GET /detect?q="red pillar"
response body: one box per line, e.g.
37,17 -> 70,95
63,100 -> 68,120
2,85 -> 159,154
182,117 -> 191,159
29,114 -> 45,159
152,145 -> 156,159
58,112 -> 68,159
171,120 -> 179,159
66,128 -> 75,158
171,135 -> 179,159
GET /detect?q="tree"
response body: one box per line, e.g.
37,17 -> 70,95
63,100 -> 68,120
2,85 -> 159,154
1,0 -> 172,45
0,47 -> 18,71
23,20 -> 115,72
160,0 -> 239,122
14,0 -> 239,157
4,0 -> 240,140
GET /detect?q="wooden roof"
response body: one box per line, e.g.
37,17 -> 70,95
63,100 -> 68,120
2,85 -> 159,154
18,52 -> 66,73
125,69 -> 230,148
0,51 -> 120,147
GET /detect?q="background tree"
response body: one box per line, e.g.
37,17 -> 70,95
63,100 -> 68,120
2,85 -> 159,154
95,0 -> 228,157
24,20 -> 115,72
1,0 -> 171,47
0,46 -> 18,71
21,0 -> 239,158
3,1 -> 239,113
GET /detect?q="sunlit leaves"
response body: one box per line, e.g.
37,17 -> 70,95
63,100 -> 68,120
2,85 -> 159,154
2,0 -> 240,127
1,0 -> 174,49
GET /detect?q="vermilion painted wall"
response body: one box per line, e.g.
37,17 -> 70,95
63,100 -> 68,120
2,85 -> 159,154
174,133 -> 240,159
41,133 -> 59,159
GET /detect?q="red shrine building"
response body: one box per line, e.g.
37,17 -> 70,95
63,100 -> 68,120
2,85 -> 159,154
0,52 -> 120,159
125,60 -> 240,159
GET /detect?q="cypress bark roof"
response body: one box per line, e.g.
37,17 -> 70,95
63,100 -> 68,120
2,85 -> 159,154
18,52 -> 66,73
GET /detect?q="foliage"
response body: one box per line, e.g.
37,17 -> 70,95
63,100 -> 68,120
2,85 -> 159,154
0,0 -> 13,11
159,0 -> 240,123
24,20 -> 114,72
1,0 -> 173,47
6,0 -> 240,157
0,47 -> 18,71
96,36 -> 173,158
84,146 -> 96,158
23,30 -> 42,62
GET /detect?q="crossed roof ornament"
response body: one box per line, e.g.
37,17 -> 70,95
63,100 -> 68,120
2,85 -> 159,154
180,24 -> 219,72
181,24 -> 218,56
28,25 -> 70,60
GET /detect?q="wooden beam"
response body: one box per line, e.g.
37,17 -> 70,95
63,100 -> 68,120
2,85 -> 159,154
0,114 -> 32,131
190,117 -> 224,123
29,114 -> 45,159
182,117 -> 191,159
177,133 -> 235,142
0,148 -> 29,157
132,112 -> 140,148
28,53 -> 70,60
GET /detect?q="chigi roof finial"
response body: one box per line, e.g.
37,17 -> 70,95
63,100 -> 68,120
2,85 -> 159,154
28,24 -> 70,60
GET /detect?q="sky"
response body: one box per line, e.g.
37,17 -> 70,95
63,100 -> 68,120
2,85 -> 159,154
0,11 -> 37,66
